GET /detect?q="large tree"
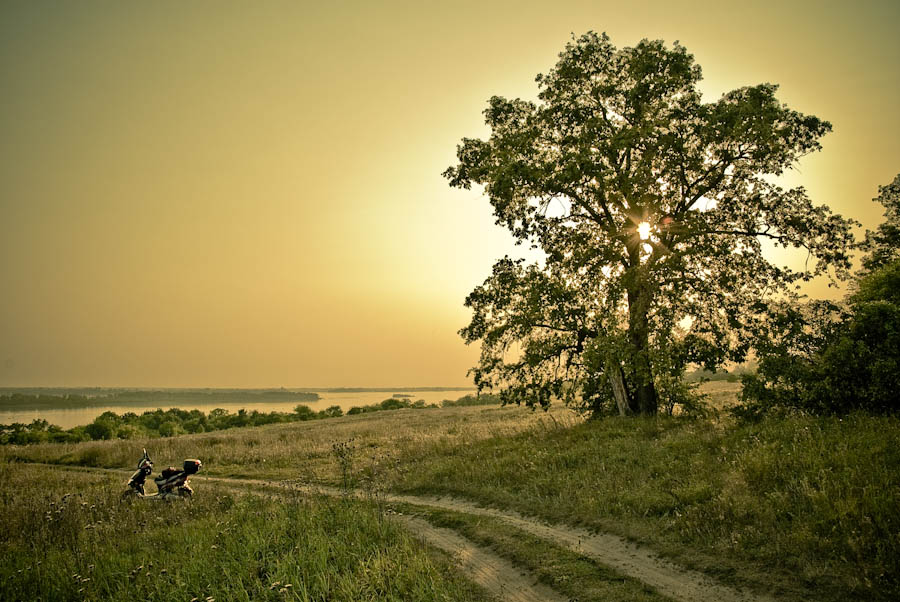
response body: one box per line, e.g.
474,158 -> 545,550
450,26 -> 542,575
445,33 -> 855,416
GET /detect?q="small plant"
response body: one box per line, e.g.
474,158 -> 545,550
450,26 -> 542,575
331,439 -> 356,495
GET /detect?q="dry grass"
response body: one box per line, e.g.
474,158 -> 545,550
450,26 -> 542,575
1,404 -> 582,482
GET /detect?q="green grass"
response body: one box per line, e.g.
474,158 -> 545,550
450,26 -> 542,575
0,462 -> 495,602
403,504 -> 668,602
381,413 -> 900,601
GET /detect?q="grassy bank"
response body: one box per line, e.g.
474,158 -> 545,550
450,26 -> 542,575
384,413 -> 900,601
0,462 -> 492,602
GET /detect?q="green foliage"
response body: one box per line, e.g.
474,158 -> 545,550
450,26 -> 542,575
440,393 -> 500,407
0,405 -> 337,445
860,173 -> 900,272
740,259 -> 900,416
320,405 -> 344,418
347,397 -> 438,416
684,364 -> 755,383
445,32 -> 854,416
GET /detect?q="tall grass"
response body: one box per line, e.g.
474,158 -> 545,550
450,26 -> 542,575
0,463 -> 492,601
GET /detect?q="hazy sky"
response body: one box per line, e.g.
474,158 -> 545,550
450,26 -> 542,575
1,0 -> 898,387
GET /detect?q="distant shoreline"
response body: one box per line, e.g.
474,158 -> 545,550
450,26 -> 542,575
0,386 -> 475,395
0,387 -> 477,412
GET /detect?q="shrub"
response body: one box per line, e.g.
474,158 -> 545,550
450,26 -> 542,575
740,259 -> 900,416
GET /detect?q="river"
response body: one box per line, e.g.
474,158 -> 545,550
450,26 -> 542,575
0,389 -> 476,429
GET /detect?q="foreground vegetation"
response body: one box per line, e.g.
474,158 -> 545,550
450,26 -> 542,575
0,463 -> 492,602
4,383 -> 897,600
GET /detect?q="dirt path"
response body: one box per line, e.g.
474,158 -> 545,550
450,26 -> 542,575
188,477 -> 570,602
396,515 -> 569,602
379,491 -> 772,602
40,465 -> 774,602
201,477 -> 772,602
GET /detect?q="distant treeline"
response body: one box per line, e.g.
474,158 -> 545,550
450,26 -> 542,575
0,393 -> 499,445
684,364 -> 756,383
0,390 -> 319,411
322,387 -> 474,393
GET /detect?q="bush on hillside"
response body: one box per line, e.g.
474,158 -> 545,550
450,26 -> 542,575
739,259 -> 900,416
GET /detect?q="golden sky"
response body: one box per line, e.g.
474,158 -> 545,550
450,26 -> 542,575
1,0 -> 898,387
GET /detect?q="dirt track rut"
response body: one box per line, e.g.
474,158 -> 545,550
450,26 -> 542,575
397,515 -> 569,602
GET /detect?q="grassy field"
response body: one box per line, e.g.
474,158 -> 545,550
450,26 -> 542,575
385,411 -> 900,601
3,382 -> 898,601
1,403 -> 578,481
0,462 -> 493,601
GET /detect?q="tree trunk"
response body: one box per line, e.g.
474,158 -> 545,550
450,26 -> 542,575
607,362 -> 630,417
627,285 -> 659,415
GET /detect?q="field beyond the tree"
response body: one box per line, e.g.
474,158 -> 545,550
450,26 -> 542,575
3,382 -> 898,601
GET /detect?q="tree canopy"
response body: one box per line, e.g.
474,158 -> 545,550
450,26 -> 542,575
740,172 -> 900,416
445,32 -> 855,416
861,173 -> 900,272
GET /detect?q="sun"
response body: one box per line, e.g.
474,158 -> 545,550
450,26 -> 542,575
637,221 -> 651,240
